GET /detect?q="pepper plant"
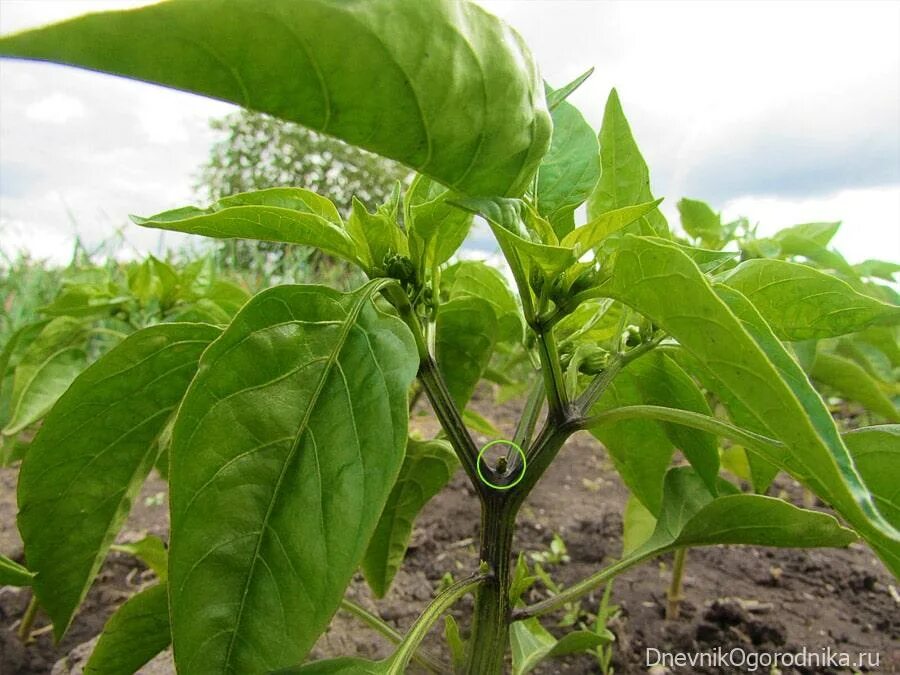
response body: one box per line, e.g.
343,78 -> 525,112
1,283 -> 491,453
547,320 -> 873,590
1,1 -> 898,674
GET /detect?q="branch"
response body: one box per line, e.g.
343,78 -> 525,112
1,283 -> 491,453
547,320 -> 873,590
512,555 -> 649,621
381,283 -> 482,491
339,599 -> 446,673
578,404 -> 785,456
575,333 -> 664,412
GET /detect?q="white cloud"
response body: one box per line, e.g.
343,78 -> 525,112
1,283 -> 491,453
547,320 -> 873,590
24,92 -> 85,124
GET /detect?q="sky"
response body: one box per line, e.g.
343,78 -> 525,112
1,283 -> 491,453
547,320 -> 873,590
0,0 -> 898,265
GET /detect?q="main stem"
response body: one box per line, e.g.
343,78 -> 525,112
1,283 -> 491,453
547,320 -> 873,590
465,494 -> 516,674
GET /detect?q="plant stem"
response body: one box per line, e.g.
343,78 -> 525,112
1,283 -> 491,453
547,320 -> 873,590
577,335 -> 663,411
666,548 -> 688,621
465,495 -> 516,675
533,324 -> 568,422
18,594 -> 38,643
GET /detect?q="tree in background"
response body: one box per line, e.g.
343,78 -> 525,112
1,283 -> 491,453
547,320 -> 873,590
198,110 -> 411,279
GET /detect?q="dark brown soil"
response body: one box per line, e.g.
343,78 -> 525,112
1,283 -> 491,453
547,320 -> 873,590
1,390 -> 897,674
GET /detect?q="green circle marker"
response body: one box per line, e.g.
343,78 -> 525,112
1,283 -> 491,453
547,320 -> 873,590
477,440 -> 527,490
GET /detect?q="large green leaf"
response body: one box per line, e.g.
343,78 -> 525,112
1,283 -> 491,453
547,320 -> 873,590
844,426 -> 900,530
132,188 -> 362,266
535,85 -> 599,235
435,296 -> 498,409
17,323 -> 219,637
362,438 -> 458,597
2,317 -> 87,436
591,369 -> 674,514
631,468 -> 856,558
591,353 -> 719,512
601,235 -> 899,574
0,0 -> 550,197
587,89 -> 667,236
812,352 -> 899,422
84,584 -> 171,675
168,282 -> 417,673
723,259 -> 900,340
0,554 -> 33,587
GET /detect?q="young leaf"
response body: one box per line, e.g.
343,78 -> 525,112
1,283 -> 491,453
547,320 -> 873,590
677,198 -> 724,248
854,259 -> 900,282
447,261 -> 524,344
546,67 -> 594,110
2,317 -> 87,436
560,200 -> 662,257
406,176 -> 473,276
844,426 -> 900,529
587,89 -> 668,236
17,323 -> 219,638
84,583 -> 171,675
0,554 -> 33,587
435,296 -> 498,409
510,617 -> 607,675
363,438 -> 458,598
0,0 -> 550,197
535,85 -> 600,235
110,535 -> 168,582
812,352 -> 899,422
601,235 -> 899,573
168,282 -> 417,673
723,259 -> 900,340
132,189 -> 362,267
347,192 -> 409,273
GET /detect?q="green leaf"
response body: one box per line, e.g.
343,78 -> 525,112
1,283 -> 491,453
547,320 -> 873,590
0,554 -> 33,587
775,221 -> 841,249
591,353 -> 719,510
17,323 -> 219,638
110,535 -> 168,583
435,296 -> 498,409
406,176 -> 473,277
2,317 -> 87,436
452,198 -> 575,297
677,198 -> 725,248
546,67 -> 594,111
132,188 -> 363,267
447,261 -> 524,344
535,85 -> 599,235
511,617 -> 607,675
812,352 -> 899,422
444,615 -> 467,674
168,282 -> 417,673
723,259 -> 900,340
84,584 -> 171,675
347,191 -> 409,273
587,89 -> 667,236
363,438 -> 458,597
854,259 -> 900,282
561,200 -> 662,257
632,468 -> 857,558
601,235 -> 899,573
0,0 -> 550,197
844,426 -> 900,530
590,368 -> 673,514
621,494 -> 655,556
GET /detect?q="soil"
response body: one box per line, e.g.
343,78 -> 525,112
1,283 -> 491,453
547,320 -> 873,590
1,388 -> 897,674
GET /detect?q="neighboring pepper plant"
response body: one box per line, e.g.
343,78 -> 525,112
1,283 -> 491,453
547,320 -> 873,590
1,2 -> 898,674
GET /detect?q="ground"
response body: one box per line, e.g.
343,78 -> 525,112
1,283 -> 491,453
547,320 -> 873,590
0,390 -> 897,674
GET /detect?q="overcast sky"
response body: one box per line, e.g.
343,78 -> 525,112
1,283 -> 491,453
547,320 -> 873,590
1,0 -> 898,265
